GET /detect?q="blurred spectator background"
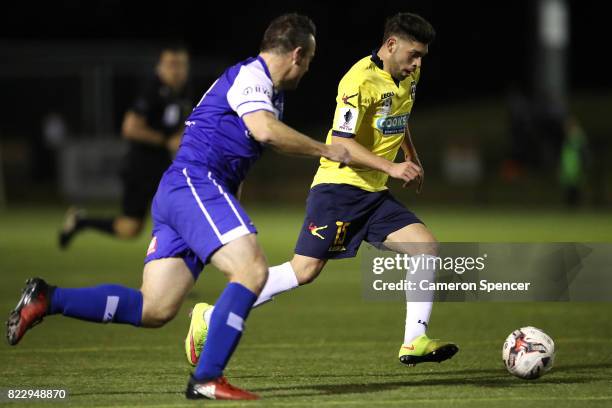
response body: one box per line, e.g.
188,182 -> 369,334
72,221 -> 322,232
0,0 -> 610,209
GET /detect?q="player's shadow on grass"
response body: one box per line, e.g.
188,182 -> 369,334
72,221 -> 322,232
253,367 -> 609,398
70,391 -> 181,397
240,361 -> 612,382
411,361 -> 612,378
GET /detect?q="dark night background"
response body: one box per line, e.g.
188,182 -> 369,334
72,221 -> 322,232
2,1 -> 610,124
0,0 -> 610,204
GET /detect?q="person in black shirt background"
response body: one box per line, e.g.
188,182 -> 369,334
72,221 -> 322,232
59,45 -> 192,248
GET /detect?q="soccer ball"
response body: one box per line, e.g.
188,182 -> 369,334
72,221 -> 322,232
502,326 -> 555,380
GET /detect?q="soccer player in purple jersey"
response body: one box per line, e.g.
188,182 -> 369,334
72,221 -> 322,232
6,14 -> 349,400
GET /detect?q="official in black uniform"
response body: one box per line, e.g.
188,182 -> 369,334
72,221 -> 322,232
59,45 -> 192,248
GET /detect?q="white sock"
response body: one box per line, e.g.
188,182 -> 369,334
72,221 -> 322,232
404,254 -> 436,345
203,262 -> 298,325
253,261 -> 299,307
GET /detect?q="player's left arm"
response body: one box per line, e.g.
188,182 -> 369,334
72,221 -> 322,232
401,124 -> 424,193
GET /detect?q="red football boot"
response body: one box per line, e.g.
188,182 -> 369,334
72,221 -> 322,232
6,278 -> 52,345
185,375 -> 259,400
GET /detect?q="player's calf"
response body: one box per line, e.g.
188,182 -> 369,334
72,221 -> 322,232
290,254 -> 326,285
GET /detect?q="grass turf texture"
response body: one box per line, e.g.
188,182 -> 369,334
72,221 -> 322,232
1,206 -> 612,407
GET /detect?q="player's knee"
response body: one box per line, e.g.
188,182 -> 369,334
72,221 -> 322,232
230,252 -> 268,294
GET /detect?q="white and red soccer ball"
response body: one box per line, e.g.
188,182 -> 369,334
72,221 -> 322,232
502,326 -> 555,380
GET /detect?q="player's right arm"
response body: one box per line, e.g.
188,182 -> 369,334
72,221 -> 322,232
121,111 -> 166,146
225,65 -> 349,164
332,136 -> 421,184
243,111 -> 350,164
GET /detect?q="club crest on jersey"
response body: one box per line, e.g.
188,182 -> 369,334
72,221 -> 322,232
341,93 -> 358,108
336,107 -> 358,133
410,82 -> 417,100
377,95 -> 393,116
147,236 -> 157,256
308,222 -> 328,240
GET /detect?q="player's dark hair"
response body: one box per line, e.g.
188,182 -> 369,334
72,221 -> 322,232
383,12 -> 435,44
260,13 -> 316,54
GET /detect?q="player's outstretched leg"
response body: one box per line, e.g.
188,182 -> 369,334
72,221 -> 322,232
186,234 -> 266,400
6,258 -> 195,345
6,277 -> 144,345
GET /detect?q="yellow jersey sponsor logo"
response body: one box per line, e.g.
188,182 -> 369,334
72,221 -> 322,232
376,113 -> 409,135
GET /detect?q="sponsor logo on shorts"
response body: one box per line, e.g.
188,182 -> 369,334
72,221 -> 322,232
147,236 -> 157,256
308,222 -> 328,240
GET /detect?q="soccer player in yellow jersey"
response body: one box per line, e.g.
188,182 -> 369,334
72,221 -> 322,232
187,12 -> 458,367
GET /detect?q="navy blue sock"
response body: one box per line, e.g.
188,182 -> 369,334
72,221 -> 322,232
193,282 -> 257,381
49,285 -> 143,326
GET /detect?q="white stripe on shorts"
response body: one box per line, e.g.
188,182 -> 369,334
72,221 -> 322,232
183,168 -> 223,241
207,172 -> 248,229
183,168 -> 251,245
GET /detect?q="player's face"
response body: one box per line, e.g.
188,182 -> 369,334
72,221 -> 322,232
389,37 -> 428,81
157,50 -> 190,90
284,35 -> 316,90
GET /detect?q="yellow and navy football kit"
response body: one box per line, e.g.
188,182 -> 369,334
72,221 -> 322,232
295,52 -> 422,259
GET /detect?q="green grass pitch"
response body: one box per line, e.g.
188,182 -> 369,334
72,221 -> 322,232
1,206 -> 611,407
